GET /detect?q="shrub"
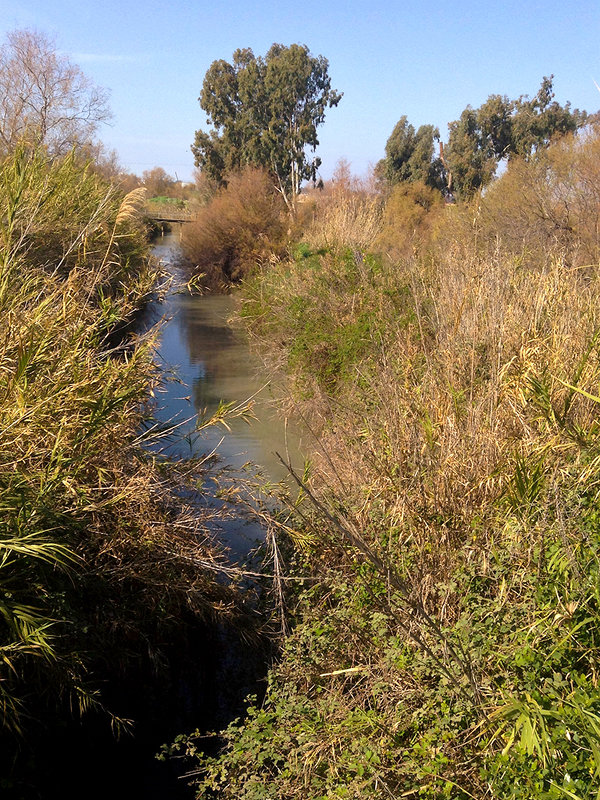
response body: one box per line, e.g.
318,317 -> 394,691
375,179 -> 444,259
475,124 -> 600,269
181,166 -> 287,289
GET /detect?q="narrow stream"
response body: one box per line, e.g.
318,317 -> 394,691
27,234 -> 303,800
151,232 -> 303,558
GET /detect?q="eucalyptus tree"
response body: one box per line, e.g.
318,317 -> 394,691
379,115 -> 444,190
192,43 -> 342,211
445,76 -> 587,198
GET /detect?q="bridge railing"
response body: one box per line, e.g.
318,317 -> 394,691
144,203 -> 194,223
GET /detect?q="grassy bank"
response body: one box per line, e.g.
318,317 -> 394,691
176,129 -> 600,798
0,149 -> 248,792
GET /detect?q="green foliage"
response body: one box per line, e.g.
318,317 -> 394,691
179,462 -> 600,798
445,106 -> 497,197
378,115 -> 445,191
241,245 -> 404,396
445,76 -> 587,198
191,43 -> 342,210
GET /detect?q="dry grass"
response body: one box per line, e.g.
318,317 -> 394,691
242,125 -> 600,653
300,163 -> 383,253
173,129 -> 600,800
0,148 -> 240,736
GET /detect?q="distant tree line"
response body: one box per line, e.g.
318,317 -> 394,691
377,76 -> 587,199
191,48 -> 588,207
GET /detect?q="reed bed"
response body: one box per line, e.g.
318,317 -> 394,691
183,128 -> 600,798
0,148 -> 240,750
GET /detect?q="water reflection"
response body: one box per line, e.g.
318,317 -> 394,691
151,234 -> 303,556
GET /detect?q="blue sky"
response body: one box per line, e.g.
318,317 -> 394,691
1,0 -> 599,182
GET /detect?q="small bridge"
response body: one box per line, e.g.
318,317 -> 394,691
144,204 -> 194,224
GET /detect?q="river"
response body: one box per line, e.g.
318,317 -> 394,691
150,232 -> 303,558
33,233 -> 302,800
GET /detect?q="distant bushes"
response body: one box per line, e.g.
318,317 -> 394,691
479,125 -> 600,267
375,179 -> 444,258
181,166 -> 287,288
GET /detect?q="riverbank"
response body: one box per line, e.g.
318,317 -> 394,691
177,129 -> 600,798
0,150 -> 264,798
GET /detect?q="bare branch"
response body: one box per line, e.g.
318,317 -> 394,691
0,29 -> 112,156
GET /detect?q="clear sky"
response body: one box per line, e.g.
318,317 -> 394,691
1,0 -> 599,182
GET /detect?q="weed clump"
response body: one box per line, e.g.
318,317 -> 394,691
181,166 -> 287,289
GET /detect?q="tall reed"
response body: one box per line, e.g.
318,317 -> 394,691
0,148 -> 236,743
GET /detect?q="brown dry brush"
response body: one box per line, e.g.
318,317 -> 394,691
192,130 -> 600,797
181,166 -> 288,289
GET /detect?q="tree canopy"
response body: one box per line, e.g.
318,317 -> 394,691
378,116 -> 444,191
381,77 -> 587,200
444,76 -> 587,197
0,29 -> 111,157
191,43 -> 342,210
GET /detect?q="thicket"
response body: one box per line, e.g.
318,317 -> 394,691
172,127 -> 600,798
181,166 -> 288,289
0,148 -> 241,790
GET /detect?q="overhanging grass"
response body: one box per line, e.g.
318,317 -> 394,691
0,148 -> 239,741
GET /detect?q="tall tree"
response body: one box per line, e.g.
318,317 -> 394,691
510,76 -> 586,157
379,116 -> 444,190
444,107 -> 497,197
0,29 -> 111,157
445,76 -> 587,198
191,44 -> 342,211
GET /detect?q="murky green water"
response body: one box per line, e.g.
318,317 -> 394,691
151,233 -> 304,556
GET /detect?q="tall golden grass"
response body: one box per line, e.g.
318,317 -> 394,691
0,148 -> 237,739
301,161 -> 383,252
192,128 -> 600,798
